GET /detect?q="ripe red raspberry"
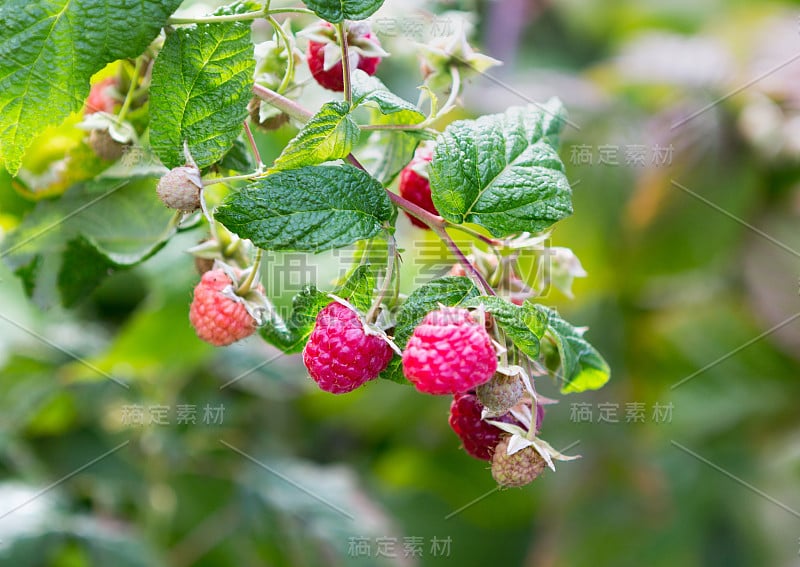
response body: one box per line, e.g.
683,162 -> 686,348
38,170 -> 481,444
189,269 -> 258,346
491,436 -> 547,487
398,146 -> 437,229
85,77 -> 118,115
306,24 -> 383,92
449,392 -> 521,460
402,307 -> 496,394
303,302 -> 394,394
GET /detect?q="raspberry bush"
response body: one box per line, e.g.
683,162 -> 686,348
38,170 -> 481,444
0,0 -> 610,487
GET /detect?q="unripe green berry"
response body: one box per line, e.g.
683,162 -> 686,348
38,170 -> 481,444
491,436 -> 547,487
476,372 -> 524,415
156,165 -> 203,211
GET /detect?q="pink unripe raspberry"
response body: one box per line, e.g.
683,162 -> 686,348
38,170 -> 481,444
303,302 -> 394,394
402,307 -> 497,395
189,269 -> 258,346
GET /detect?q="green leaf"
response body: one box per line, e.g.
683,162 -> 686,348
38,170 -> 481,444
429,100 -> 573,237
358,103 -> 431,184
216,165 -> 394,252
271,101 -> 360,171
150,20 -> 255,169
260,285 -> 331,353
216,137 -> 255,173
0,0 -> 183,174
57,237 -> 115,308
216,1 -> 263,15
363,130 -> 419,184
1,176 -> 176,308
379,358 -> 407,384
301,0 -> 385,23
535,305 -> 610,394
351,71 -> 425,125
462,296 -> 544,358
336,264 -> 375,312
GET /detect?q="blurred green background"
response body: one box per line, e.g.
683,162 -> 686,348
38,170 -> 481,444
1,0 -> 800,565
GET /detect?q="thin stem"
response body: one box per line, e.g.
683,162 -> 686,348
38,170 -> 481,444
168,10 -> 265,24
268,16 -> 295,94
433,224 -> 495,295
252,84 -> 313,122
359,124 -> 436,134
387,191 -> 445,229
446,222 -> 501,247
491,317 -> 508,367
337,22 -> 352,105
366,232 -> 397,323
202,172 -> 260,186
199,189 -> 218,241
237,249 -> 263,295
345,155 -> 495,296
117,57 -> 143,123
442,65 -> 461,115
267,7 -> 315,16
421,65 -> 461,126
242,121 -> 263,169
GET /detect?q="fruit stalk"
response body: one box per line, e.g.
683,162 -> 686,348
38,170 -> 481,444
365,232 -> 397,323
252,84 -> 313,122
337,22 -> 353,105
242,121 -> 263,169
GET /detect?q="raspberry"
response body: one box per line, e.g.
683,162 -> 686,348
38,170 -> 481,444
402,307 -> 496,395
88,128 -> 127,161
448,392 -> 519,460
303,302 -> 394,394
85,77 -> 118,115
156,165 -> 202,211
476,373 -> 525,415
398,146 -> 437,229
189,269 -> 258,346
491,436 -> 547,487
306,24 -> 383,92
